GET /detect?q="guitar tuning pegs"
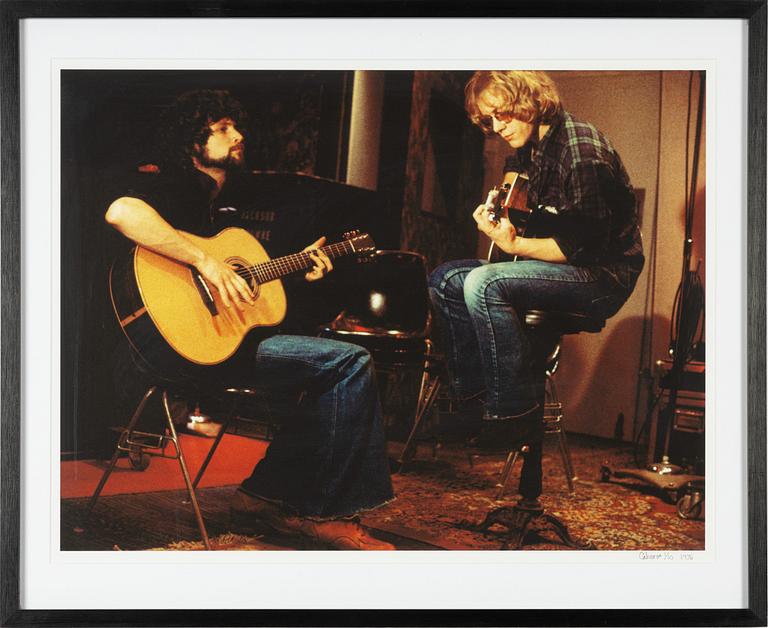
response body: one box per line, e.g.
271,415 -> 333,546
343,230 -> 360,240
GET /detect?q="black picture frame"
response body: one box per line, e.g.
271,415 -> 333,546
1,2 -> 765,626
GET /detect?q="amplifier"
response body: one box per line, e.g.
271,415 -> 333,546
649,360 -> 705,473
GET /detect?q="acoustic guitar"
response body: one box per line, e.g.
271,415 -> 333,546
109,227 -> 376,368
484,171 -> 561,261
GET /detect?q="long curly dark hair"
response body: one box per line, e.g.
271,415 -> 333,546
157,89 -> 249,171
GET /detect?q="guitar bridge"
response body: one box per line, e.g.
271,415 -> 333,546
191,269 -> 219,316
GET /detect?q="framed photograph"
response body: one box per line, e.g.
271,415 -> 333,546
1,3 -> 765,626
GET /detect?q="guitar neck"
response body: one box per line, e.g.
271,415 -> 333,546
248,240 -> 359,284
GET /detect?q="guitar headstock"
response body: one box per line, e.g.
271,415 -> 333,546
343,230 -> 376,256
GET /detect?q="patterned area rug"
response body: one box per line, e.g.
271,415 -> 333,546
364,437 -> 705,551
152,436 -> 704,551
152,533 -> 279,551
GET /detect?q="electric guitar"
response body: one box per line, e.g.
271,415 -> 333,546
109,227 -> 376,368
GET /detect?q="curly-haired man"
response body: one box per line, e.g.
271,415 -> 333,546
105,90 -> 394,550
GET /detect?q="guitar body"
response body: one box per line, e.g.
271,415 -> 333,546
110,227 -> 287,368
485,171 -> 562,262
486,172 -> 531,262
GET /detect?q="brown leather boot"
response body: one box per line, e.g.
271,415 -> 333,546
230,490 -> 304,537
297,517 -> 395,551
230,490 -> 395,550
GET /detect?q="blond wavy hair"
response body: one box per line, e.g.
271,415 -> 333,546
465,71 -> 562,130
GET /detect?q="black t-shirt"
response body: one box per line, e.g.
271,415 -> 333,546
120,167 -> 248,238
114,167 -> 339,334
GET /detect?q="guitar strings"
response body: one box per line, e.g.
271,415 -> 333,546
231,242 -> 355,283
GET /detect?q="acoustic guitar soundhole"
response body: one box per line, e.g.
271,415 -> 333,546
227,257 -> 261,298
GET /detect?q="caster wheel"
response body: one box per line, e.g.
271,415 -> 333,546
128,446 -> 150,471
599,465 -> 611,482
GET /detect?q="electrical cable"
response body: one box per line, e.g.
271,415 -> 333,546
631,71 -> 663,448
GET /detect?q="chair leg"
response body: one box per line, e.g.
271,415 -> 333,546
77,386 -> 159,529
546,372 -> 559,404
163,392 -> 211,550
495,450 -> 521,500
191,418 -> 231,489
397,373 -> 441,468
397,339 -> 441,468
413,338 -> 434,420
192,404 -> 234,489
546,373 -> 577,492
557,429 -> 577,493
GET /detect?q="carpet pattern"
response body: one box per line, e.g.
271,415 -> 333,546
144,436 -> 704,551
363,437 -> 704,550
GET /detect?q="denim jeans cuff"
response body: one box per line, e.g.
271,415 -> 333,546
303,495 -> 398,522
239,485 -> 396,520
237,487 -> 298,514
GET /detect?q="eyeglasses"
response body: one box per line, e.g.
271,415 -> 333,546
477,110 -> 516,132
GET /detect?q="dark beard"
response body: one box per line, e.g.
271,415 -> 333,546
197,146 -> 245,171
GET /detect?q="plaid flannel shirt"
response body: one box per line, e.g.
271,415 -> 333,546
505,110 -> 644,296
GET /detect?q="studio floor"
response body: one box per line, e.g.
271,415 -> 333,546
60,430 -> 705,552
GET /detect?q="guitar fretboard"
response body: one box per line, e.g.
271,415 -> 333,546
243,240 -> 360,284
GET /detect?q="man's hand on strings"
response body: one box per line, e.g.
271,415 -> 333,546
472,193 -> 519,254
303,237 -> 333,282
196,254 -> 254,310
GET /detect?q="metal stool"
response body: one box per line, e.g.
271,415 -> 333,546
492,342 -> 577,499
76,384 -> 260,550
475,310 -> 605,549
399,309 -> 605,548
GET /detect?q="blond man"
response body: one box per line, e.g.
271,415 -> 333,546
429,71 -> 644,449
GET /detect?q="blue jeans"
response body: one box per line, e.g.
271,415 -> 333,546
230,335 -> 394,518
116,334 -> 394,519
429,259 -> 624,418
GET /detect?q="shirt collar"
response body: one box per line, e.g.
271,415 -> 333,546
535,108 -> 565,156
194,168 -> 220,192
